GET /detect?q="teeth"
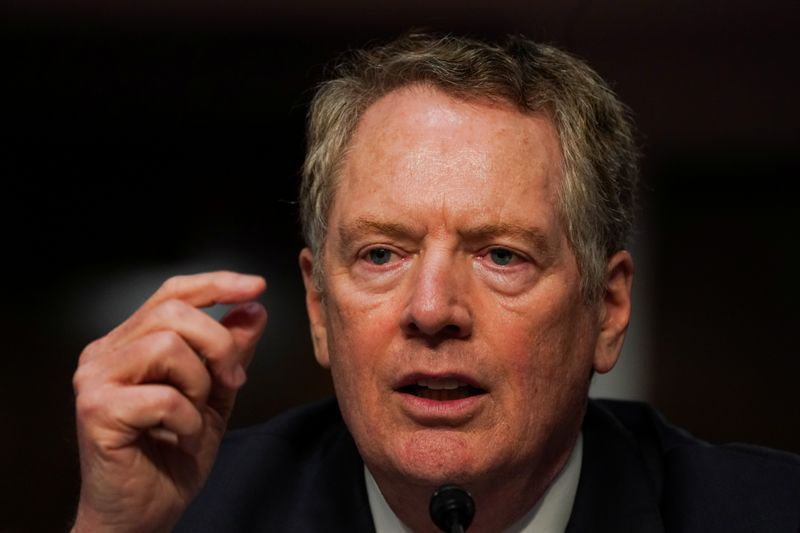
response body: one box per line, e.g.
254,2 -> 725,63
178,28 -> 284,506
416,378 -> 466,390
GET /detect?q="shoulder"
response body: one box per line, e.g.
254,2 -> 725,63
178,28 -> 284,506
592,399 -> 800,532
593,399 -> 800,475
204,396 -> 352,487
175,397 -> 374,532
220,396 -> 348,457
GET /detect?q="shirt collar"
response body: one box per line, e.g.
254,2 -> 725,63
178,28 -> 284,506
365,433 -> 583,533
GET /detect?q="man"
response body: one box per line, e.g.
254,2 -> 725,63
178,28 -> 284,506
71,32 -> 799,532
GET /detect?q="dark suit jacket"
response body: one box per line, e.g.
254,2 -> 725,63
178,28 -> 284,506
175,398 -> 800,532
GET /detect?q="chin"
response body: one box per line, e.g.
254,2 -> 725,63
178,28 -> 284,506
385,429 -> 487,487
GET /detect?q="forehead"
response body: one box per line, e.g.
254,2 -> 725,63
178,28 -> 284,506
348,85 -> 561,170
332,85 -> 564,231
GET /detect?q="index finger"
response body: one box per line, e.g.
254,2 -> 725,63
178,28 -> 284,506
141,271 -> 266,312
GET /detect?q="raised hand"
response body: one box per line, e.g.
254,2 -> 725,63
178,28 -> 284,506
71,271 -> 268,533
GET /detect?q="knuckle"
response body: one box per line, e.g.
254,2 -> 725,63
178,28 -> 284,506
78,336 -> 107,365
154,386 -> 184,413
72,365 -> 90,393
148,329 -> 186,354
210,271 -> 241,292
74,386 -> 108,421
156,298 -> 191,321
72,356 -> 104,394
207,275 -> 226,294
159,275 -> 187,295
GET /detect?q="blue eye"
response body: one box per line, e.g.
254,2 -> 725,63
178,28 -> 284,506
366,248 -> 393,265
488,248 -> 515,266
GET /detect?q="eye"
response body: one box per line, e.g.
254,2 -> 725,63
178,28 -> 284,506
488,247 -> 516,266
365,247 -> 394,265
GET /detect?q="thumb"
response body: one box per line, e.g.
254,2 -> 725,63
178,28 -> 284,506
206,302 -> 267,419
221,301 -> 268,369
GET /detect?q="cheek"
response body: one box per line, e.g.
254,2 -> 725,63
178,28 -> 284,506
324,290 -> 398,387
499,298 -> 597,397
323,292 -> 404,454
492,317 -> 595,456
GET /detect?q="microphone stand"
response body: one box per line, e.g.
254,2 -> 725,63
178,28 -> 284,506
429,484 -> 475,533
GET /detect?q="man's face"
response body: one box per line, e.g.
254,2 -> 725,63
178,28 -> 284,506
301,85 -> 629,490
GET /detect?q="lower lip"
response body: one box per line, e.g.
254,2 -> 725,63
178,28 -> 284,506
395,390 -> 487,424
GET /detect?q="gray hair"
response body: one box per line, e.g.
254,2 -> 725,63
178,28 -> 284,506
300,31 -> 638,302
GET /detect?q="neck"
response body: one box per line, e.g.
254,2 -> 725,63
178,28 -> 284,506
368,435 -> 579,533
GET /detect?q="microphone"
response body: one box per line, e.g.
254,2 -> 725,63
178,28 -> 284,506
429,484 -> 475,533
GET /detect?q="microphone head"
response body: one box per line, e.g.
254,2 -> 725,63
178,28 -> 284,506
429,484 -> 475,532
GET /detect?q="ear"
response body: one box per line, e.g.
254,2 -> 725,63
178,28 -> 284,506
299,247 -> 330,368
593,250 -> 634,374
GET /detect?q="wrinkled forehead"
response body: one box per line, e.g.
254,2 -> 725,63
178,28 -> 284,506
339,86 -> 562,194
326,85 -> 566,240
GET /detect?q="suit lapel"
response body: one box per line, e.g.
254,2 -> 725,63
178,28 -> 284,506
306,405 -> 377,533
565,401 -> 665,533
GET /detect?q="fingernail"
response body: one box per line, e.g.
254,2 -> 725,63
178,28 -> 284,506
240,302 -> 262,315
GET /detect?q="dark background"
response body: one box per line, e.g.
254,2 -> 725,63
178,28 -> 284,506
2,1 -> 799,531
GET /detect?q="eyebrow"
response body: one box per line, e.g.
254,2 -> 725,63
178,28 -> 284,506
459,223 -> 557,260
337,217 -> 423,250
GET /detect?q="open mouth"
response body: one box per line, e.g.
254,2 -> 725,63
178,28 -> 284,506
399,378 -> 486,401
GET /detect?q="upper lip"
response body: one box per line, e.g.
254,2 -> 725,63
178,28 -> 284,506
394,371 -> 488,392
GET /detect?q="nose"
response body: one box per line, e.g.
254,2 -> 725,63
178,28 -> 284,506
400,250 -> 473,342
